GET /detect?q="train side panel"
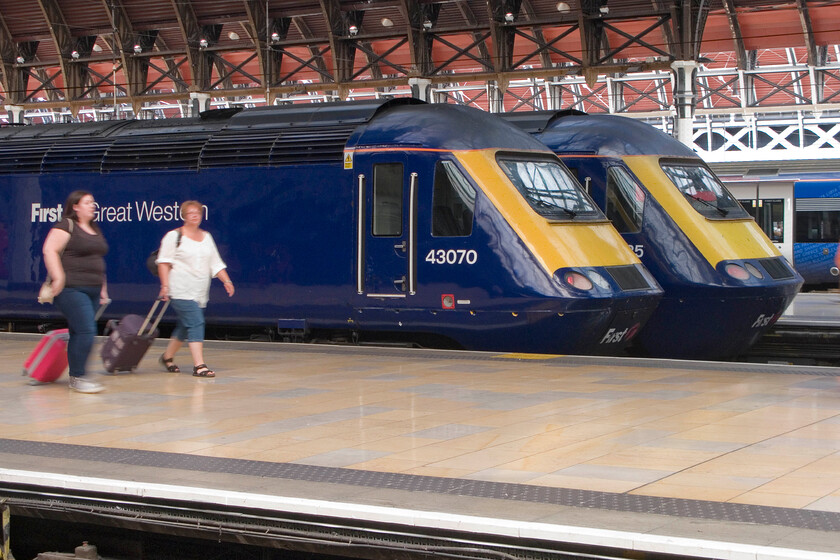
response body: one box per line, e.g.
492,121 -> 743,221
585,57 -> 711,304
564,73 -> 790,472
1,101 -> 663,356
791,181 -> 840,286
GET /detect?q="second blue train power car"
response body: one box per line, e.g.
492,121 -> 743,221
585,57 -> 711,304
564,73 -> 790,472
506,110 -> 803,360
1,99 -> 663,356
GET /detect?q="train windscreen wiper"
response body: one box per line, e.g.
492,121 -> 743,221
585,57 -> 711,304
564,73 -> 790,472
529,197 -> 577,218
687,193 -> 728,217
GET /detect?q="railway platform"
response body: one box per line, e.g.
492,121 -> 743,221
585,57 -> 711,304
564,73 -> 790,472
777,291 -> 840,327
1,327 -> 839,559
747,291 -> 840,365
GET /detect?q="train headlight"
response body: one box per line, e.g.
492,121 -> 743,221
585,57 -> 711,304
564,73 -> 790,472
587,271 -> 611,290
725,263 -> 750,280
744,262 -> 763,279
563,271 -> 593,290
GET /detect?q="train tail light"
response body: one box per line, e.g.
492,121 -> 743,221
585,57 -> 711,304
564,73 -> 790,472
563,271 -> 593,290
725,263 -> 750,280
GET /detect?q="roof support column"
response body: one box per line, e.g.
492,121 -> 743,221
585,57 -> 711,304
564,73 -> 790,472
408,77 -> 431,101
190,91 -> 211,115
487,80 -> 503,113
4,104 -> 24,123
671,59 -> 698,147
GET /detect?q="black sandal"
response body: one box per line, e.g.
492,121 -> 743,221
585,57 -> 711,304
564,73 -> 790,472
159,354 -> 180,373
192,364 -> 215,378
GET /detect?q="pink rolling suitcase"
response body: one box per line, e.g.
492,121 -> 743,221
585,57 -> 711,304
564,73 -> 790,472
23,303 -> 108,385
23,329 -> 70,384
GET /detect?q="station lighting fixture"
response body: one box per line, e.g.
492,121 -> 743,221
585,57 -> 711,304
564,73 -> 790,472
348,25 -> 358,36
556,2 -> 571,12
380,17 -> 393,27
228,31 -> 240,41
133,44 -> 142,54
422,18 -> 432,30
599,5 -> 609,14
270,32 -> 280,43
92,44 -> 102,52
199,38 -> 209,48
15,56 -> 25,64
504,12 -> 515,22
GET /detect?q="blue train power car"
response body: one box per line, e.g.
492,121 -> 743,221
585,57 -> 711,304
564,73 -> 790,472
1,99 -> 662,355
505,111 -> 803,360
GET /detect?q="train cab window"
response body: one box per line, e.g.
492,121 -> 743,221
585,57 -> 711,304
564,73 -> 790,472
662,163 -> 749,220
497,155 -> 599,220
373,163 -> 403,236
432,161 -> 476,237
605,166 -> 645,233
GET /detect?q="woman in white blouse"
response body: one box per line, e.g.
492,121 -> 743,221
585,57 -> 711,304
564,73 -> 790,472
156,200 -> 234,377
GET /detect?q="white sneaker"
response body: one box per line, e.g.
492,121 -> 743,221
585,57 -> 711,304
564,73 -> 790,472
69,376 -> 104,394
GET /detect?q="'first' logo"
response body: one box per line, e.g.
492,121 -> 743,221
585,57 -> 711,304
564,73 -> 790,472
31,203 -> 63,223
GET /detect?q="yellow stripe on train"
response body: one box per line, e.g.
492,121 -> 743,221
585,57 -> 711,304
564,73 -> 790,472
624,155 -> 782,265
455,149 -> 642,275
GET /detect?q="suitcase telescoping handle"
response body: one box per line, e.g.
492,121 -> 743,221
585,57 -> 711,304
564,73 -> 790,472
138,298 -> 170,336
94,299 -> 110,321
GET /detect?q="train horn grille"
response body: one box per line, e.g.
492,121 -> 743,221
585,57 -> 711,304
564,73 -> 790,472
606,265 -> 650,291
758,257 -> 796,280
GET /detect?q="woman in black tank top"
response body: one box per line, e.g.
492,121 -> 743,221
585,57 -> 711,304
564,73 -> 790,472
42,190 -> 109,393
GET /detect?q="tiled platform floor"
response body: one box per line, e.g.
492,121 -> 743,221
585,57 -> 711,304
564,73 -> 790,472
1,332 -> 839,557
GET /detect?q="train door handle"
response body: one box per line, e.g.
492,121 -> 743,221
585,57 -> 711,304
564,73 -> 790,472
394,240 -> 407,253
393,276 -> 407,292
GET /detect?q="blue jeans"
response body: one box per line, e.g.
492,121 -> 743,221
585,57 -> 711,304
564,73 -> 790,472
53,285 -> 100,378
170,299 -> 205,343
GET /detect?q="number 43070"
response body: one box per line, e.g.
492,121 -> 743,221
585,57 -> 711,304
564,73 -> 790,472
425,249 -> 478,265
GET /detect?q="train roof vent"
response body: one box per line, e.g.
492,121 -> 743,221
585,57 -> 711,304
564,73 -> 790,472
42,142 -> 111,173
102,135 -> 208,172
758,257 -> 795,280
269,125 -> 356,165
200,125 -> 355,167
0,142 -> 51,174
199,131 -> 277,168
606,265 -> 651,291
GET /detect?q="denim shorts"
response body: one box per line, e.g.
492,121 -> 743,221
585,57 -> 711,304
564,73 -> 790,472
169,298 -> 205,343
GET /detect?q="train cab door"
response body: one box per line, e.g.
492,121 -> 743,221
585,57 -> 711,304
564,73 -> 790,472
355,156 -> 419,300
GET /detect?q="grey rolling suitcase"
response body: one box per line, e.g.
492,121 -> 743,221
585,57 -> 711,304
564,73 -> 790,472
100,299 -> 169,373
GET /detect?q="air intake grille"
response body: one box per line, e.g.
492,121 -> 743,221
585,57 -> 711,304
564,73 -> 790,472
102,135 -> 208,172
0,142 -> 50,174
606,265 -> 650,291
270,125 -> 356,166
759,257 -> 795,280
199,131 -> 277,168
42,142 -> 110,173
199,124 -> 355,168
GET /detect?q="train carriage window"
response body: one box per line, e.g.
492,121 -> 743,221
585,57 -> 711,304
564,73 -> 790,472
794,208 -> 840,243
605,166 -> 645,233
739,198 -> 784,242
662,163 -> 749,220
432,160 -> 476,237
373,163 -> 403,236
497,154 -> 600,220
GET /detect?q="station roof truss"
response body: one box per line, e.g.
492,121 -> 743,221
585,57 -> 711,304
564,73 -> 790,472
0,0 -> 838,122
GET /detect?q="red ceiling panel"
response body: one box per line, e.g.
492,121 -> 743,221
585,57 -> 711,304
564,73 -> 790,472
0,0 -> 836,115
